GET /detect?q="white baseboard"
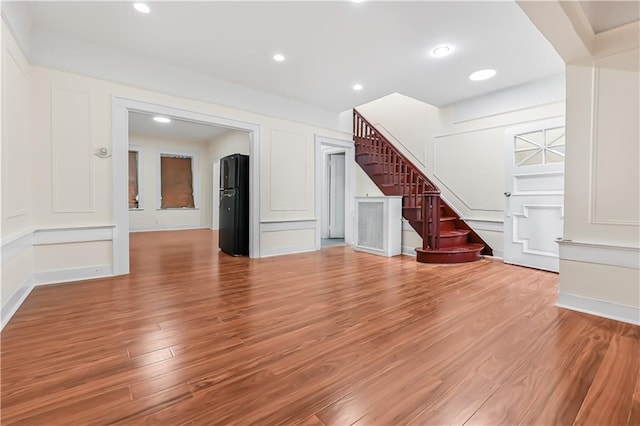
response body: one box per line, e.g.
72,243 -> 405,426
260,245 -> 317,258
33,265 -> 113,286
402,246 -> 417,256
491,249 -> 504,259
129,225 -> 210,233
1,276 -> 34,331
557,292 -> 640,326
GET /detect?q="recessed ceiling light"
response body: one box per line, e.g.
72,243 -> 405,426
469,69 -> 497,81
133,3 -> 150,14
352,0 -> 366,3
353,84 -> 363,91
431,45 -> 453,58
273,54 -> 285,62
153,116 -> 171,123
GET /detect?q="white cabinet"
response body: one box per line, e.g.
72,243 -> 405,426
354,196 -> 402,257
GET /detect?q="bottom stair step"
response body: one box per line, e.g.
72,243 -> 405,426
415,243 -> 484,264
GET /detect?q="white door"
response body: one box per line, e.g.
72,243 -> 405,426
504,118 -> 565,272
329,153 -> 345,238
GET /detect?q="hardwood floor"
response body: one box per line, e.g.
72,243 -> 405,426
1,229 -> 638,425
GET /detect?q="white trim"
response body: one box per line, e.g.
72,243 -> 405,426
557,292 -> 640,326
33,265 -> 113,286
157,148 -> 200,210
260,245 -> 317,258
33,226 -> 114,245
1,230 -> 34,266
1,275 -> 34,331
558,240 -> 640,270
112,97 -> 261,275
260,220 -> 317,232
462,218 -> 504,233
128,144 -> 144,209
314,135 -> 355,251
490,250 -> 504,259
130,225 -> 209,233
402,246 -> 417,256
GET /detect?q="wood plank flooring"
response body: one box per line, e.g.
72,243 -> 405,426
1,229 -> 638,425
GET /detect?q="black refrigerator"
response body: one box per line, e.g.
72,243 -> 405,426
219,154 -> 250,256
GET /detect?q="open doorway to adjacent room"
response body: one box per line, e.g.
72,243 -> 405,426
112,98 -> 260,275
321,150 -> 346,247
315,135 -> 355,250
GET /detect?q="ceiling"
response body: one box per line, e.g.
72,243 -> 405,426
128,111 -> 231,142
25,1 -> 566,112
580,1 -> 640,34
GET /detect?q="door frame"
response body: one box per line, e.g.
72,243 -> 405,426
314,135 -> 354,249
321,149 -> 346,239
112,97 -> 261,275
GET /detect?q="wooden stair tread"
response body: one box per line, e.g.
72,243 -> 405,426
440,229 -> 470,238
416,243 -> 484,254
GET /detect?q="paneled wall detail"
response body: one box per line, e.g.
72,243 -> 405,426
590,49 -> 640,226
269,129 -> 308,212
51,86 -> 94,213
2,31 -> 29,221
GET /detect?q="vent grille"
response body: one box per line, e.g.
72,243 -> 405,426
357,202 -> 384,250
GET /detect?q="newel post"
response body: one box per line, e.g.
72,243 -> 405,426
422,191 -> 441,250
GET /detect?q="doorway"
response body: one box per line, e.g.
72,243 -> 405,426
322,150 -> 346,247
112,98 -> 260,275
504,117 -> 565,272
315,135 -> 355,250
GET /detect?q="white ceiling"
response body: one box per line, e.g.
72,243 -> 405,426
25,1 -> 566,112
128,111 -> 231,142
580,1 -> 640,34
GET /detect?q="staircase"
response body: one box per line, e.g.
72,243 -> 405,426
353,109 -> 492,263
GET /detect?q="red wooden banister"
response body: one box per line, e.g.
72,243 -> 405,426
353,109 -> 442,249
353,108 -> 492,262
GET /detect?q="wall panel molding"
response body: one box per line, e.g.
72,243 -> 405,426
589,50 -> 640,226
260,220 -> 317,232
260,220 -> 317,257
51,86 -> 95,213
462,218 -> 504,233
1,230 -> 34,266
130,225 -> 209,233
269,129 -> 308,212
558,239 -> 639,270
2,34 -> 30,220
33,225 -> 114,245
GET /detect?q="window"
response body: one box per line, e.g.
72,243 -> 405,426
128,147 -> 143,209
514,126 -> 566,167
159,152 -> 198,209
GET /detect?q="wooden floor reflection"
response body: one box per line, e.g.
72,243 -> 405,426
1,230 -> 638,425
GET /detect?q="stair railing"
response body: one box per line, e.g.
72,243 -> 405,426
422,191 -> 441,249
353,109 -> 440,245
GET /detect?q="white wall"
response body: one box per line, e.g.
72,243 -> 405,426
208,129 -> 250,230
1,20 -> 34,326
558,47 -> 640,324
128,133 -> 212,231
28,65 -> 348,264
